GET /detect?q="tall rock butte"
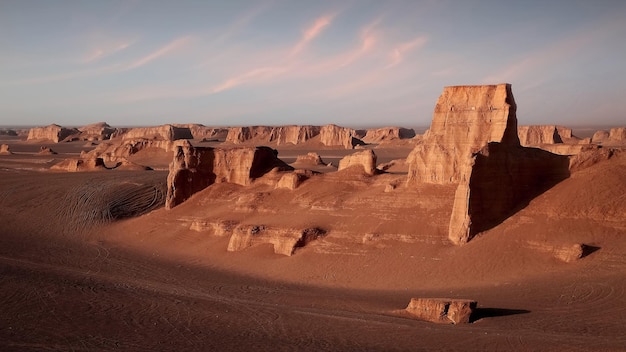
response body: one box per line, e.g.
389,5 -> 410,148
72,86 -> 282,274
407,84 -> 520,184
407,84 -> 569,245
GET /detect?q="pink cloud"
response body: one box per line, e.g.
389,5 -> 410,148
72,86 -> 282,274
126,36 -> 192,70
82,41 -> 132,64
209,66 -> 288,94
289,13 -> 335,58
385,35 -> 428,69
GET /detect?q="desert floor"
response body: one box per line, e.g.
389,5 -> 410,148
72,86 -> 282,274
1,138 -> 625,351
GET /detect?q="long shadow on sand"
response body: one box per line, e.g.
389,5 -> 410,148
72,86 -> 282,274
471,308 -> 531,323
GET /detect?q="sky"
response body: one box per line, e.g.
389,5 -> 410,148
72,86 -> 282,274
1,0 -> 625,128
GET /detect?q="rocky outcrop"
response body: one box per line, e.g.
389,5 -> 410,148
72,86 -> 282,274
225,126 -> 273,144
85,139 -> 190,163
518,125 -> 563,146
174,124 -> 228,140
225,125 -> 321,145
227,225 -> 326,256
70,122 -> 117,142
338,150 -> 377,175
166,145 -> 292,209
525,241 -> 586,262
361,127 -> 415,144
592,130 -> 610,143
294,152 -> 325,166
0,144 -> 12,155
610,127 -> 626,141
269,125 -> 321,145
122,124 -> 193,141
406,84 -> 520,184
406,84 -> 571,245
448,143 -> 570,244
27,124 -> 79,143
320,124 -> 361,149
568,146 -> 617,173
50,157 -> 106,172
405,298 -> 477,324
37,146 -> 57,155
276,169 -> 314,190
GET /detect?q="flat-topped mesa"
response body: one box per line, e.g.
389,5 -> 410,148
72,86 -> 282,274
225,126 -> 273,144
122,124 -> 193,141
166,145 -> 293,209
268,125 -> 321,145
407,84 -> 519,184
85,138 -> 191,163
27,124 -> 80,143
320,124 -> 362,149
362,127 -> 416,144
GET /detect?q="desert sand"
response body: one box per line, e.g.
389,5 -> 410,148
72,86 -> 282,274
1,85 -> 626,351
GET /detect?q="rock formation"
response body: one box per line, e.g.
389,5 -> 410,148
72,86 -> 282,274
0,144 -> 11,155
37,146 -> 57,155
294,152 -> 325,166
406,84 -> 520,184
361,127 -> 415,144
227,225 -> 326,256
122,124 -> 193,141
517,125 -> 564,146
525,241 -> 586,262
320,124 -> 362,149
592,130 -> 610,143
338,150 -> 377,175
610,127 -> 626,142
166,145 -> 292,209
174,124 -> 228,140
276,170 -> 314,190
27,124 -> 79,143
225,126 -> 273,144
85,139 -> 191,163
74,122 -> 117,141
225,125 -> 321,145
405,298 -> 477,324
407,84 -> 570,245
50,157 -> 107,172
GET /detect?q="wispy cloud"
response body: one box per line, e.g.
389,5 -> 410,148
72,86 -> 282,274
289,13 -> 335,58
209,66 -> 288,94
82,41 -> 133,64
126,36 -> 191,70
385,35 -> 428,69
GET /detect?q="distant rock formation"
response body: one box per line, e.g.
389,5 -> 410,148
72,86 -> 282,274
338,150 -> 377,175
518,125 -> 565,146
610,127 -> 626,141
294,152 -> 325,166
407,84 -> 570,245
50,157 -> 107,172
225,126 -> 273,144
27,124 -> 79,143
0,144 -> 11,155
85,138 -> 190,163
225,125 -> 321,145
174,124 -> 228,140
592,130 -> 610,143
166,145 -> 292,209
320,124 -> 362,149
37,146 -> 57,155
405,298 -> 477,324
0,129 -> 18,136
361,127 -> 415,144
73,122 -> 117,142
122,124 -> 193,141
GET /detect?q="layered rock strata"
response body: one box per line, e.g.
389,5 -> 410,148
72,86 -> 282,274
27,124 -> 79,143
122,124 -> 193,141
407,84 -> 570,245
362,127 -> 415,143
166,145 -> 292,209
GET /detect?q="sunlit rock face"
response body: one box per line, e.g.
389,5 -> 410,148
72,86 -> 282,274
407,84 -> 520,185
166,145 -> 292,209
407,84 -> 570,245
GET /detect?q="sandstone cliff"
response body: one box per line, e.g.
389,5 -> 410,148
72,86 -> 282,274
610,127 -> 626,141
269,125 -> 321,145
225,126 -> 273,144
166,145 -> 292,208
361,127 -> 415,144
406,84 -> 520,185
122,124 -> 193,141
85,139 -> 191,163
50,157 -> 107,172
406,84 -> 571,245
27,124 -> 80,143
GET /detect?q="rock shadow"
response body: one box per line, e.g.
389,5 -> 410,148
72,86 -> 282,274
470,308 -> 531,323
581,244 -> 601,258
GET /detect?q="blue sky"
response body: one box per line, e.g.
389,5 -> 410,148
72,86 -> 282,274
1,0 -> 625,128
